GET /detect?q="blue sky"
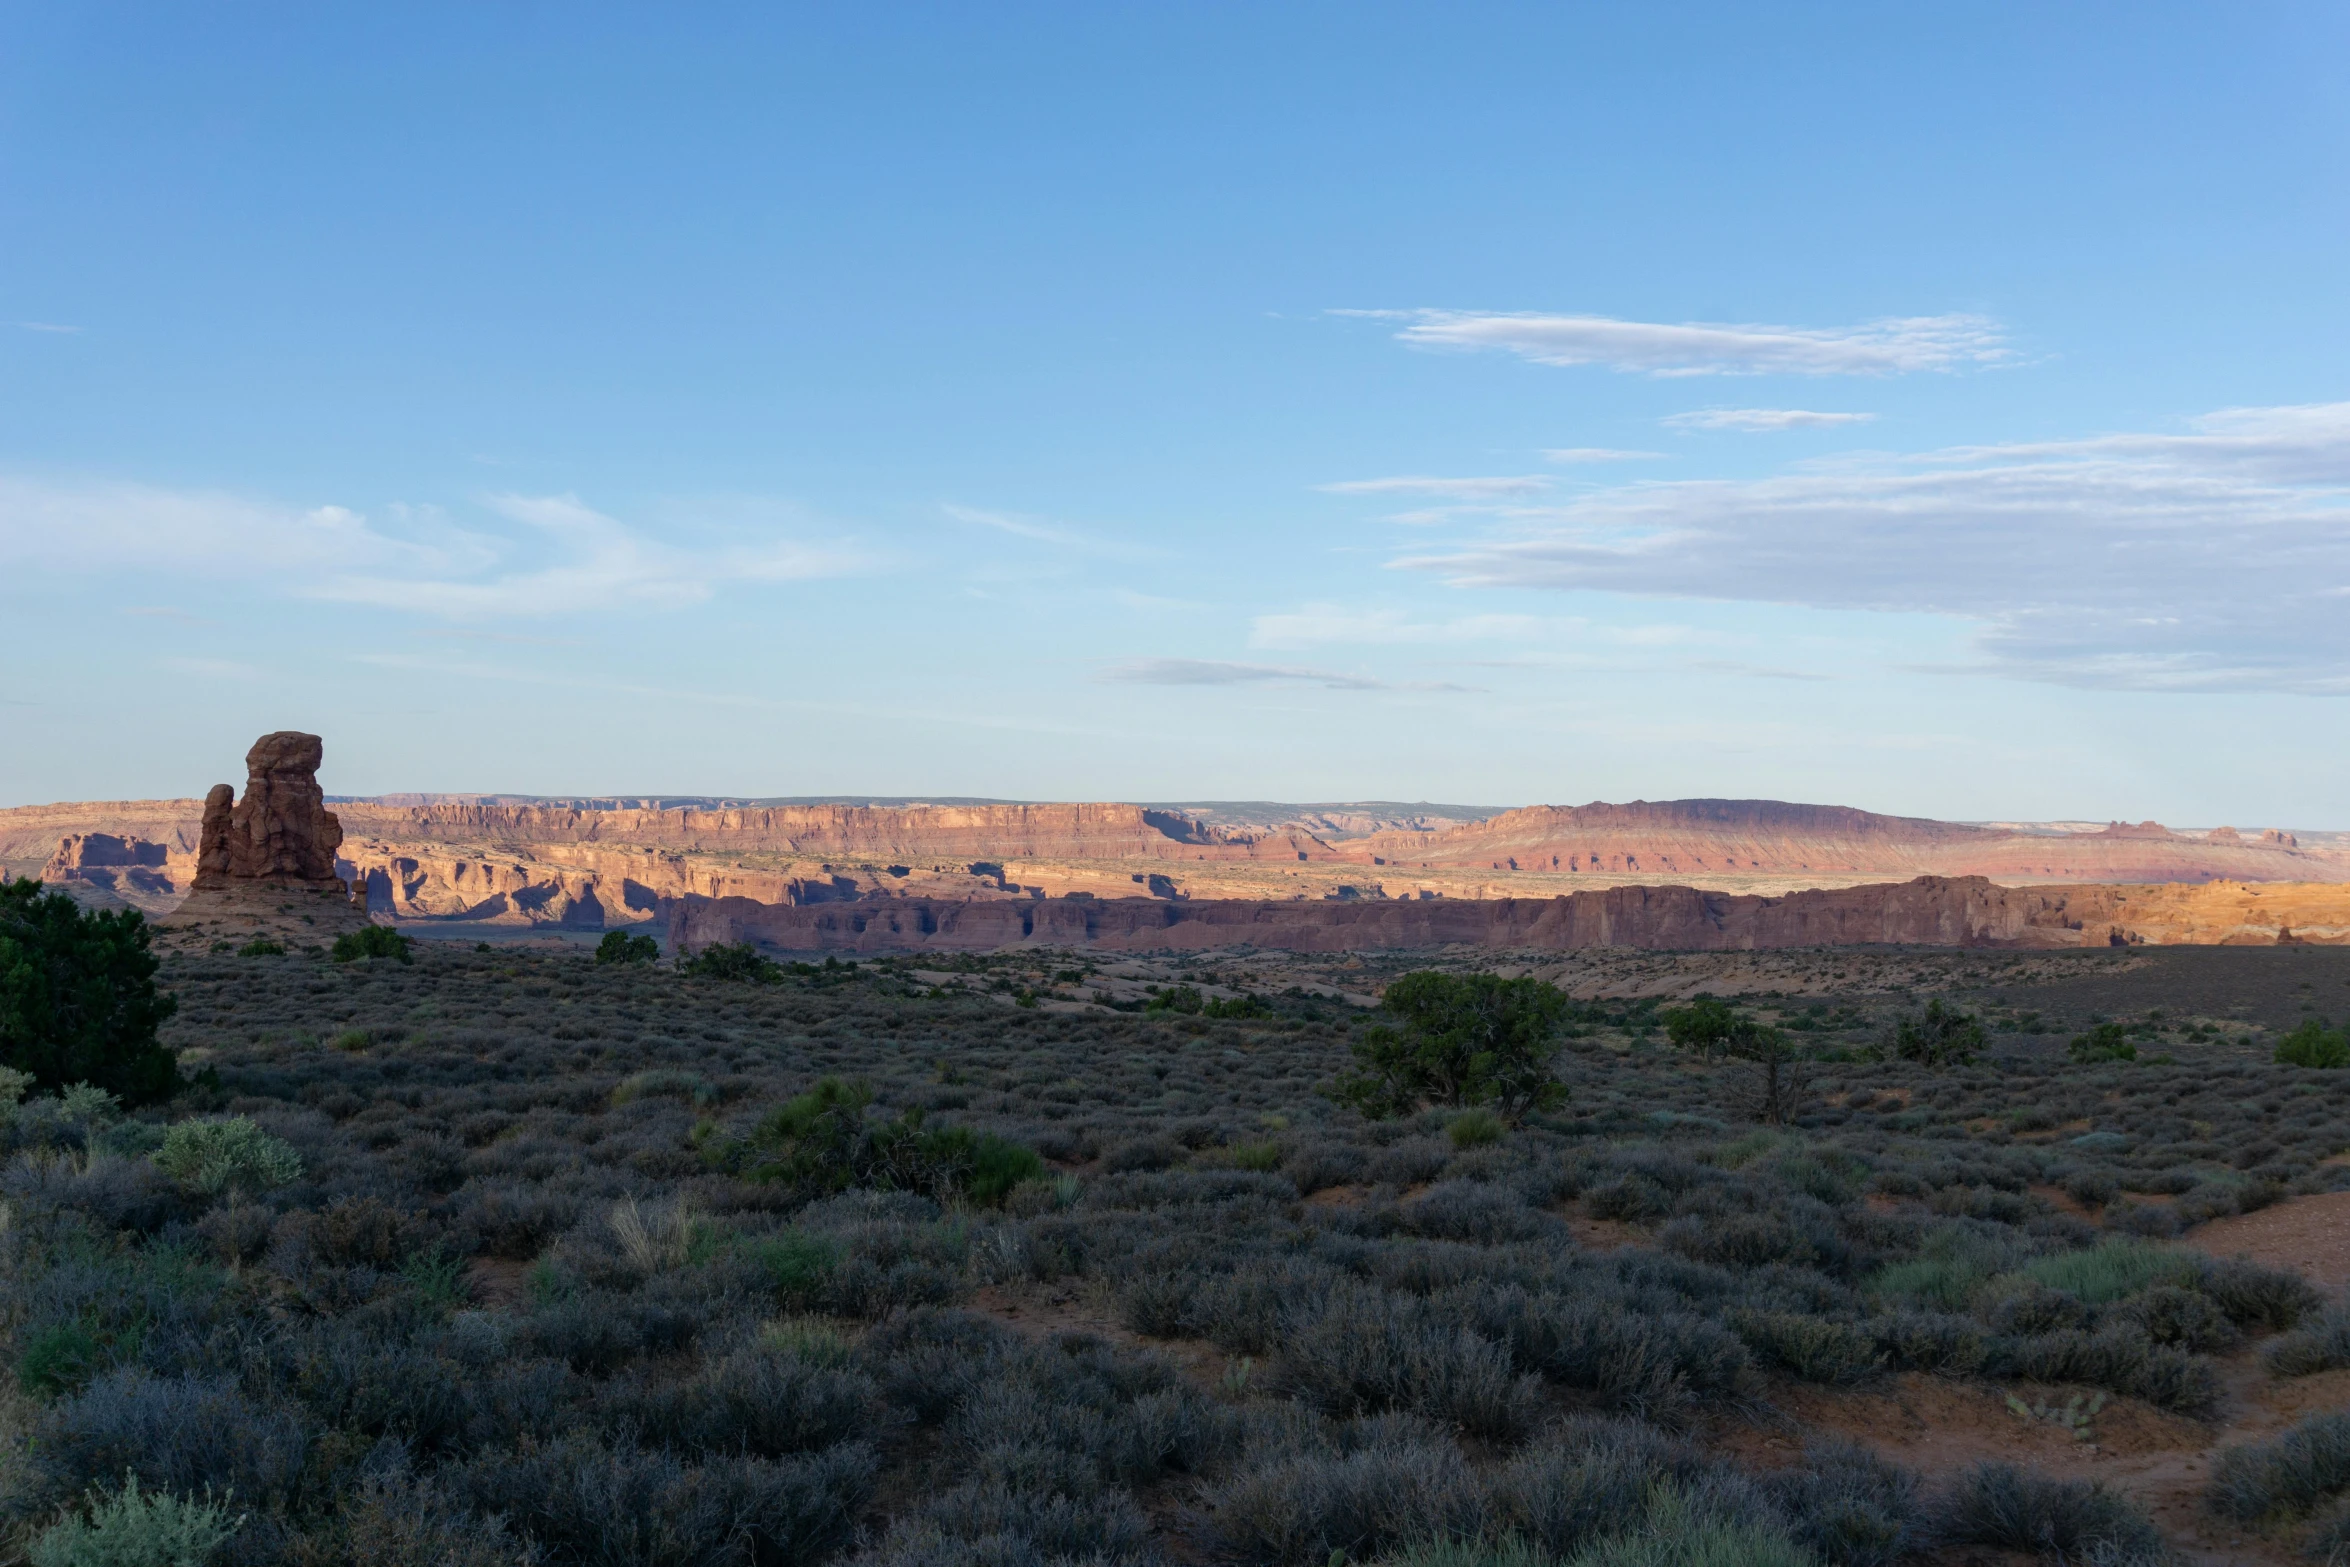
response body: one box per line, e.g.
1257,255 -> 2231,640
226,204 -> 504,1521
4,3 -> 2347,822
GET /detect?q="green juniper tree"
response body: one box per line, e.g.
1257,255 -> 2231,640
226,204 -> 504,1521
0,877 -> 179,1105
1331,971 -> 1570,1123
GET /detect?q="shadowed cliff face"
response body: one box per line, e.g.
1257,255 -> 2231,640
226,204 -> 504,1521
1336,799 -> 2344,883
15,791 -> 2346,928
665,877 -> 2350,955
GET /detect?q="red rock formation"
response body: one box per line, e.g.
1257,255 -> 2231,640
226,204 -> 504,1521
1338,799 -> 2342,884
328,800 -> 1333,862
667,876 -> 2350,955
192,732 -> 345,890
36,832 -> 195,912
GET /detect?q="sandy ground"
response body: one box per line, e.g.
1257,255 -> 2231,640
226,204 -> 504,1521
2189,1190 -> 2350,1295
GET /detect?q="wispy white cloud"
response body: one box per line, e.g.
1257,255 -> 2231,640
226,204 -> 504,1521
0,476 -> 870,618
1097,657 -> 1493,692
1396,401 -> 2350,694
1317,475 -> 1552,498
1371,309 -> 2006,377
13,321 -> 82,334
1543,448 -> 1665,463
944,503 -> 1163,561
317,493 -> 864,616
1105,657 -> 1389,689
0,477 -> 458,583
1664,408 -> 1878,431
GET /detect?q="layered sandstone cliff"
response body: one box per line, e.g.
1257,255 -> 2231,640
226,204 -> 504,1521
1340,799 -> 2343,884
37,832 -> 198,913
20,788 -> 2346,931
667,877 -> 2350,956
330,801 -> 1332,861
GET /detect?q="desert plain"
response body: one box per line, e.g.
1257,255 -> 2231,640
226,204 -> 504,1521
6,733 -> 2350,1566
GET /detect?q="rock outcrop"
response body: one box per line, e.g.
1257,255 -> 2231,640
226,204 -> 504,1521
1336,799 -> 2344,884
37,833 -> 196,913
192,732 -> 345,890
161,732 -> 368,946
327,800 -> 1332,862
667,876 -> 2350,956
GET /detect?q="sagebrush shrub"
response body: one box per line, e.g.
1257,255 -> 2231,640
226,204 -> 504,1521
2265,1308 -> 2350,1378
27,1471 -> 243,1567
1935,1462 -> 2165,1563
35,1371 -> 309,1513
1210,1439 -> 1483,1566
152,1118 -> 302,1198
2207,1410 -> 2350,1522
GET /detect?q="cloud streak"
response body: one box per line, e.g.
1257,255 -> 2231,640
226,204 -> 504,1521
1318,475 -> 1551,498
1104,658 -> 1391,690
1664,408 -> 1878,431
1373,309 -> 2005,377
943,503 -> 1163,561
1395,401 -> 2350,694
0,476 -> 870,618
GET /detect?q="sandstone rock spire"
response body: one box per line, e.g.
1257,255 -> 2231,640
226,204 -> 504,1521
192,731 -> 346,890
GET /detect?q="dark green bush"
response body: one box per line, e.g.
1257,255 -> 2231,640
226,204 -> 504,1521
2068,1023 -> 2138,1064
703,1077 -> 1043,1207
593,931 -> 660,966
236,937 -> 285,957
17,1320 -> 101,1397
1886,1000 -> 1986,1068
680,942 -> 782,982
0,877 -> 179,1105
2275,1019 -> 2350,1069
1331,972 -> 1568,1122
331,924 -> 414,965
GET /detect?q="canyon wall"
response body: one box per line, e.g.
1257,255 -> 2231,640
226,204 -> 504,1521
666,877 -> 2350,956
1341,799 -> 2340,884
331,801 -> 1332,861
16,792 -> 2346,931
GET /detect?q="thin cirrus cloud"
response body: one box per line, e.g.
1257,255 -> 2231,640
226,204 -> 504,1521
0,475 -> 869,617
1102,657 -> 1478,694
1317,475 -> 1552,498
316,493 -> 867,617
1543,448 -> 1665,463
943,502 -> 1164,562
1103,657 -> 1390,690
1664,409 -> 1878,432
1394,401 -> 2350,694
1359,308 -> 2006,377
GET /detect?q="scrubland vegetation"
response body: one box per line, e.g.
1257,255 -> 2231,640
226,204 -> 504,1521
4,896 -> 2350,1565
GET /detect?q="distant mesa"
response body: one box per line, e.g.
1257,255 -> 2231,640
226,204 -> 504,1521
7,757 -> 2345,946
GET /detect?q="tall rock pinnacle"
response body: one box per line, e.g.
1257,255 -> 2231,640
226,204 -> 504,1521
192,731 -> 346,890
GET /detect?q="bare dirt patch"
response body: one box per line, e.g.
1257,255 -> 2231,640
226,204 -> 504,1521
2188,1190 -> 2350,1295
465,1256 -> 530,1308
1730,1368 -> 2307,1566
966,1282 -> 1236,1388
1562,1213 -> 1645,1251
